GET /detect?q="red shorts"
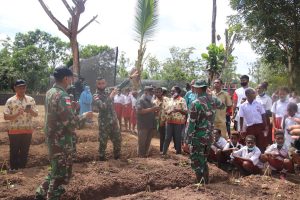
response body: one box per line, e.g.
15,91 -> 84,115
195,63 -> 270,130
114,103 -> 123,119
131,108 -> 136,126
123,103 -> 132,118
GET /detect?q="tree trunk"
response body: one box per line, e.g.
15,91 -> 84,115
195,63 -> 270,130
289,55 -> 300,92
211,0 -> 217,44
71,38 -> 80,76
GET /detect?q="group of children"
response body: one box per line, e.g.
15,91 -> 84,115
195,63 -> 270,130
113,88 -> 138,133
210,128 -> 297,179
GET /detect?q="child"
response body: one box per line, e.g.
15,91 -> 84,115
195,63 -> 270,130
281,102 -> 300,148
223,132 -> 243,162
260,130 -> 293,179
209,129 -> 227,166
123,88 -> 132,132
114,88 -> 124,130
130,91 -> 138,134
271,87 -> 289,139
232,135 -> 263,175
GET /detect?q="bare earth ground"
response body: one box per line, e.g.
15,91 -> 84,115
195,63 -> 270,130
0,106 -> 299,200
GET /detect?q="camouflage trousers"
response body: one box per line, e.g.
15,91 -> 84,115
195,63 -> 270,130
36,137 -> 74,200
189,131 -> 212,176
99,123 -> 121,158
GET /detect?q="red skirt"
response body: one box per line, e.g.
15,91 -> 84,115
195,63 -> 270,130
273,117 -> 282,141
123,103 -> 132,118
131,108 -> 136,125
114,103 -> 123,119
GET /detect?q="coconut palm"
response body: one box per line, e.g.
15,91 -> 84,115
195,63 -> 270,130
132,0 -> 159,90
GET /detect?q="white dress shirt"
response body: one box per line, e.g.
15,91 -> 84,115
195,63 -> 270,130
271,99 -> 289,118
232,146 -> 263,168
239,100 -> 266,126
256,94 -> 272,111
211,137 -> 227,152
114,94 -> 125,104
281,113 -> 300,148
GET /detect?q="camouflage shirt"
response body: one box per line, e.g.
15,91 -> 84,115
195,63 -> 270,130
187,93 -> 225,139
93,88 -> 118,126
45,84 -> 80,156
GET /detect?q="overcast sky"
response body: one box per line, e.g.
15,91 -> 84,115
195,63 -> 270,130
0,0 -> 257,75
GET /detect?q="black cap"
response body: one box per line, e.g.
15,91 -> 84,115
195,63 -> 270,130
14,79 -> 26,87
53,66 -> 73,81
144,86 -> 154,91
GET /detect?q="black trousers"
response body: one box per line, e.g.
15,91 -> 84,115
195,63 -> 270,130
163,124 -> 184,155
158,126 -> 166,152
8,134 -> 32,170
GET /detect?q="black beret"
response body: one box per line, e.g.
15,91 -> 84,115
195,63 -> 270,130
53,66 -> 73,80
14,79 -> 26,87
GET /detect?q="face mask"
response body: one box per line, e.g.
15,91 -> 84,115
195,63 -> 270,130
259,93 -> 265,97
241,82 -> 248,87
280,97 -> 287,102
248,146 -> 254,151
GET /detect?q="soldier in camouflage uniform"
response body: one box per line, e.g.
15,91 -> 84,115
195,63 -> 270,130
186,80 -> 224,183
93,71 -> 138,161
35,67 -> 92,200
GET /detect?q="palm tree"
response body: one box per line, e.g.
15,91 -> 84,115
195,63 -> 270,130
132,0 -> 159,90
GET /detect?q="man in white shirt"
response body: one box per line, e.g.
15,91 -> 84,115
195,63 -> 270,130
239,88 -> 268,152
260,131 -> 293,178
232,135 -> 263,175
232,75 -> 249,131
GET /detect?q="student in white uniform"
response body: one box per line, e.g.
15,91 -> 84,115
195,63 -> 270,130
232,135 -> 263,175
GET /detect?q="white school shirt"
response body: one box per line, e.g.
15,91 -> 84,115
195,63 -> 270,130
256,94 -> 272,111
239,100 -> 265,126
223,142 -> 243,150
234,87 -> 248,108
265,143 -> 289,161
281,114 -> 300,148
123,94 -> 131,105
131,96 -> 137,108
211,137 -> 227,152
114,94 -> 125,104
232,146 -> 263,168
271,99 -> 289,118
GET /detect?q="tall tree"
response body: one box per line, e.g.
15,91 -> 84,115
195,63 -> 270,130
132,0 -> 159,89
80,44 -> 111,59
212,0 -> 217,44
161,47 -> 203,82
230,0 -> 300,90
38,0 -> 98,75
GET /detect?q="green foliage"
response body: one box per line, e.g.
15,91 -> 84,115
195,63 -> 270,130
117,52 -> 130,78
80,44 -> 111,59
0,29 -> 70,93
201,44 -> 231,83
229,0 -> 300,90
144,55 -> 161,80
134,0 -> 159,43
161,47 -> 203,82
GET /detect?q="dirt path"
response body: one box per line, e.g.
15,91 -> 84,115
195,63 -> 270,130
0,106 -> 300,200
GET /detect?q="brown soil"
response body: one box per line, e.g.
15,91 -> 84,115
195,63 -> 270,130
0,106 -> 300,200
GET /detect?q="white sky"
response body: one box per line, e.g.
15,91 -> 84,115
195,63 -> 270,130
0,0 -> 257,75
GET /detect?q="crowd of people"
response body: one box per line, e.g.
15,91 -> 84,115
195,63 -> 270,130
2,67 -> 300,199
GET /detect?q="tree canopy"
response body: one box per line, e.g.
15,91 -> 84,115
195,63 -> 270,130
229,0 -> 300,90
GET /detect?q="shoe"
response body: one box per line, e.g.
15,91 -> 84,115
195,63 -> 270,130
99,156 -> 107,161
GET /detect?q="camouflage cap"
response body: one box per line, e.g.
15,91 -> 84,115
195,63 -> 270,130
192,80 -> 208,88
